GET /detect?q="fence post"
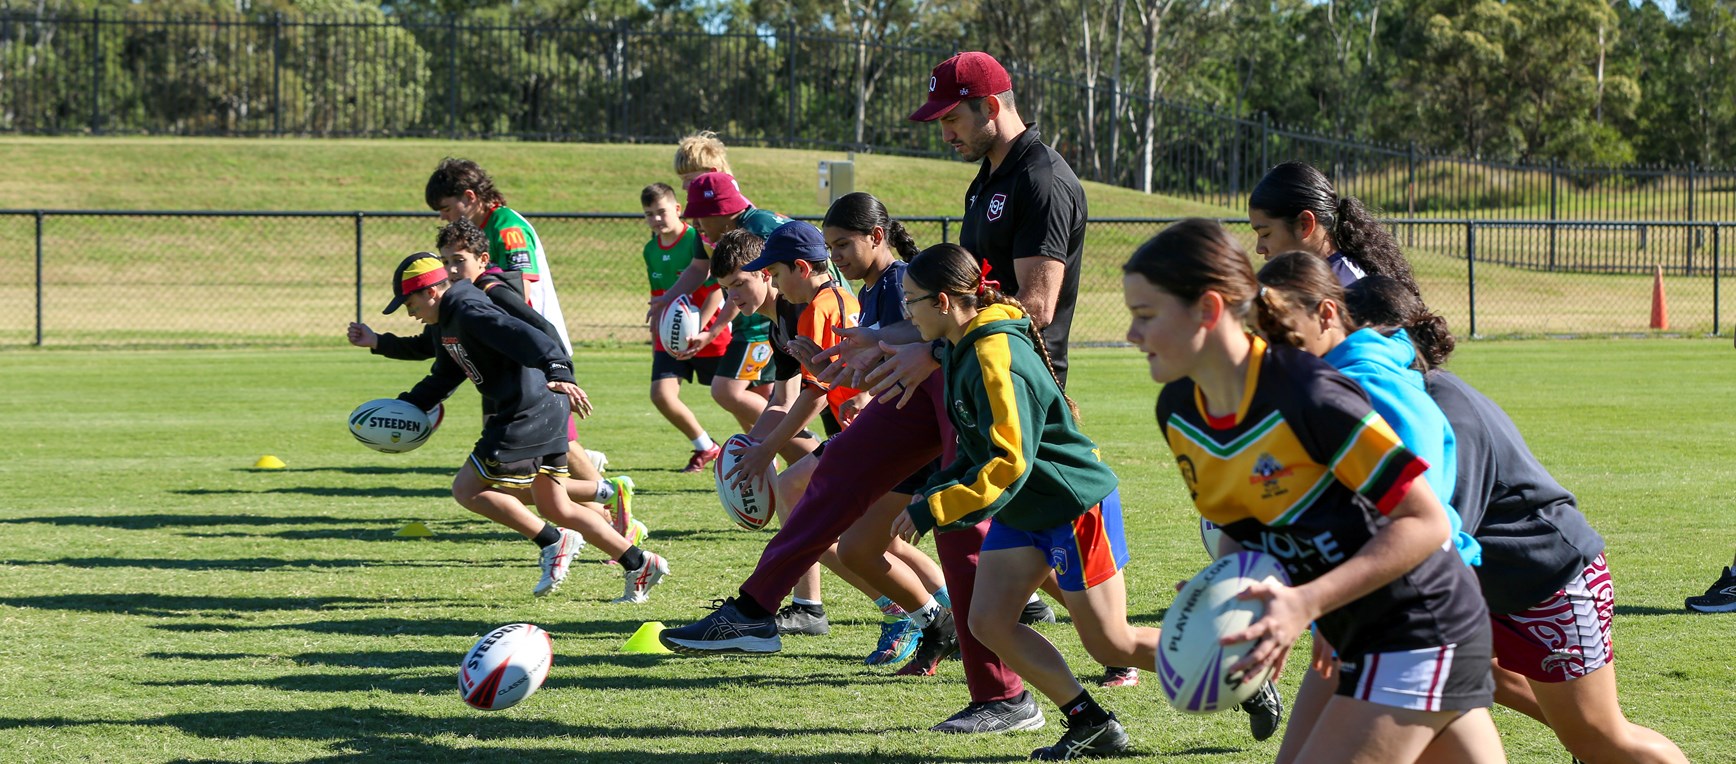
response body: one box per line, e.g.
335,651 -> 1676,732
1714,224 -> 1721,339
88,9 -> 100,134
1467,222 -> 1478,339
1547,158 -> 1558,272
786,21 -> 798,147
34,211 -> 44,347
942,217 -> 951,244
272,14 -> 283,136
355,213 -> 365,324
1258,112 -> 1269,175
1688,162 -> 1700,261
1407,142 -> 1418,247
447,15 -> 459,139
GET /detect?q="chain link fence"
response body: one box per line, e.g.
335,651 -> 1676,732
0,211 -> 1727,349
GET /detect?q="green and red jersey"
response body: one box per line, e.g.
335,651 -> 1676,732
646,225 -> 730,356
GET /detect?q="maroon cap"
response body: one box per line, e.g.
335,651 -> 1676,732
682,172 -> 750,219
908,52 -> 1013,123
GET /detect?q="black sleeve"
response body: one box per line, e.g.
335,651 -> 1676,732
469,303 -> 576,385
1010,172 -> 1078,264
371,325 -> 438,361
483,282 -> 568,358
398,349 -> 465,412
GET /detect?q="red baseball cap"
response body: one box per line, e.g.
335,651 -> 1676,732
908,52 -> 1013,122
682,172 -> 750,219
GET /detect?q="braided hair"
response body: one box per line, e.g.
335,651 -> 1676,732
1345,275 -> 1456,370
1250,161 -> 1420,296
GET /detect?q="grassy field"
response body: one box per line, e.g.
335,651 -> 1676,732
0,342 -> 1732,763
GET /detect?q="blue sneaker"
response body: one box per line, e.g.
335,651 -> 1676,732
864,617 -> 921,666
659,598 -> 781,654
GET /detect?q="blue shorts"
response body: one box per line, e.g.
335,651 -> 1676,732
981,490 -> 1130,591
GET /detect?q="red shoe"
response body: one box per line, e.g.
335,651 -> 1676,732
1099,666 -> 1140,688
681,444 -> 723,474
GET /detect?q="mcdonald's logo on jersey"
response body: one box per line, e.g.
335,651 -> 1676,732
500,227 -> 528,251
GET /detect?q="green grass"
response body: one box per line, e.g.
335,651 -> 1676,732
0,343 -> 1732,763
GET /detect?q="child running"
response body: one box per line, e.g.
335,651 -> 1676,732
380,252 -> 669,604
1345,275 -> 1687,764
890,243 -> 1159,760
1124,219 -> 1503,763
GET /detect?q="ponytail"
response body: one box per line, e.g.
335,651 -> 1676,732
1254,251 -> 1346,351
1333,196 -> 1421,297
1343,275 -> 1456,369
884,219 -> 921,262
824,191 -> 921,262
1251,161 -> 1420,296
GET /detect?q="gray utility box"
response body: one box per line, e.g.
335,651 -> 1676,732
818,160 -> 855,207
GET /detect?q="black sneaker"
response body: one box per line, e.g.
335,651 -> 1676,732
773,603 -> 830,635
1239,679 -> 1283,742
1029,711 -> 1128,759
895,609 -> 960,676
931,689 -> 1046,734
658,598 -> 781,654
1020,598 -> 1057,625
1686,567 -> 1736,613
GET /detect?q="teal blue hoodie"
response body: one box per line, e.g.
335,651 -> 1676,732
1324,328 -> 1482,567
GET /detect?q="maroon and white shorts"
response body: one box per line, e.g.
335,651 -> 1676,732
1490,552 -> 1614,683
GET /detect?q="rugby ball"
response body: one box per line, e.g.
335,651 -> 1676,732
1157,551 -> 1290,713
459,623 -> 553,711
1200,517 -> 1226,559
714,434 -> 776,531
348,398 -> 439,454
658,294 -> 701,357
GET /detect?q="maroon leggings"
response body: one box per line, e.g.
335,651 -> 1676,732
739,370 -> 1024,704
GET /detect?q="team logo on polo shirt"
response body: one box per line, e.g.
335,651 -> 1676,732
987,193 -> 1007,221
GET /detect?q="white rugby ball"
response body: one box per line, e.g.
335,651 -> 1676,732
1200,517 -> 1226,559
714,434 -> 776,531
459,623 -> 553,711
348,398 -> 439,454
1157,551 -> 1289,713
658,294 -> 701,357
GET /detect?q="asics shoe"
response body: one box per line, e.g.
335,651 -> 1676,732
930,689 -> 1046,734
612,551 -> 669,604
605,475 -> 636,537
682,444 -> 723,474
865,617 -> 922,666
1686,566 -> 1736,613
533,528 -> 583,597
773,603 -> 830,636
896,608 -> 959,676
1020,598 -> 1058,625
659,597 -> 781,654
1029,712 -> 1128,759
1240,679 -> 1284,742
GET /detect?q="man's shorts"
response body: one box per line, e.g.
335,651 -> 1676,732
1491,552 -> 1614,683
651,350 -> 722,385
717,337 -> 774,383
981,489 -> 1129,592
469,450 -> 569,490
1336,626 -> 1495,712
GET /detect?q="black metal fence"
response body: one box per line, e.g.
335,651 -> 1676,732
1,210 -> 1727,349
1,9 -> 1731,222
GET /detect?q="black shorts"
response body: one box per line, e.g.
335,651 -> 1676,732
651,350 -> 722,385
469,451 -> 569,490
819,408 -> 843,438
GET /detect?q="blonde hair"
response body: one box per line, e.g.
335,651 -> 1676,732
675,131 -> 733,177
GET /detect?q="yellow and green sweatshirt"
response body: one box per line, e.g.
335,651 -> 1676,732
909,303 -> 1119,535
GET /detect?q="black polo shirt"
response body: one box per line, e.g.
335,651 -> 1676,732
958,125 -> 1087,388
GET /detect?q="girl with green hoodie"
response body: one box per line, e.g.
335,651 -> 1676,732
889,243 -> 1158,761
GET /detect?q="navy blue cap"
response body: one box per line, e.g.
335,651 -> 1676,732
743,221 -> 830,271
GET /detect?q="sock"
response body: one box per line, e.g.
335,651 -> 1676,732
908,598 -> 941,629
875,596 -> 908,621
1026,593 -> 1042,605
594,480 -> 617,503
734,588 -> 773,619
933,586 -> 952,609
616,545 -> 645,572
1061,689 -> 1112,727
792,596 -> 822,609
532,523 -> 563,549
693,433 -> 716,451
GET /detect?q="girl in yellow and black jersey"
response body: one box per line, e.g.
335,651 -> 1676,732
1121,219 -> 1505,763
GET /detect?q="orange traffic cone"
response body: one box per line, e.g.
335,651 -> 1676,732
1650,265 -> 1669,331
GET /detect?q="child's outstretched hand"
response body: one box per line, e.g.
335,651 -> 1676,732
347,322 -> 378,348
547,381 -> 592,419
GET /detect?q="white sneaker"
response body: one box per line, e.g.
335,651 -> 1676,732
586,449 -> 609,472
613,552 -> 669,604
534,529 -> 584,597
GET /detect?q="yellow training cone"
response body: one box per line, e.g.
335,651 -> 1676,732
620,622 -> 674,654
395,522 -> 433,538
253,455 -> 286,469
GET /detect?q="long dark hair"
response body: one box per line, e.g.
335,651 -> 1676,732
425,158 -> 506,210
909,243 -> 1078,421
1345,275 -> 1456,369
1254,251 -> 1346,351
822,192 -> 921,262
1249,161 -> 1419,295
1121,218 -> 1258,320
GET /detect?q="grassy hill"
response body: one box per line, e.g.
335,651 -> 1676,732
0,137 -> 1236,218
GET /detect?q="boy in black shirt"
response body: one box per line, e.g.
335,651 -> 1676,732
382,252 -> 669,604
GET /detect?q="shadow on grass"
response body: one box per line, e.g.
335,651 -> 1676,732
182,529 -> 512,543
282,465 -> 456,477
0,556 -> 510,571
154,616 -> 652,638
624,527 -> 744,543
1614,604 -> 1691,617
0,593 -> 441,617
175,486 -> 452,499
8,708 -> 1013,763
0,513 -> 376,530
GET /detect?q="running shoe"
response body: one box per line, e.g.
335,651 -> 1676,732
1686,566 -> 1736,613
773,603 -> 830,635
533,528 -> 583,597
865,617 -> 922,666
586,449 -> 609,472
931,689 -> 1046,734
606,475 -> 636,537
1020,598 -> 1057,625
1029,712 -> 1128,759
682,444 -> 723,474
895,609 -> 959,676
659,597 -> 781,654
612,551 -> 669,604
1099,666 -> 1139,688
1240,679 -> 1284,742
